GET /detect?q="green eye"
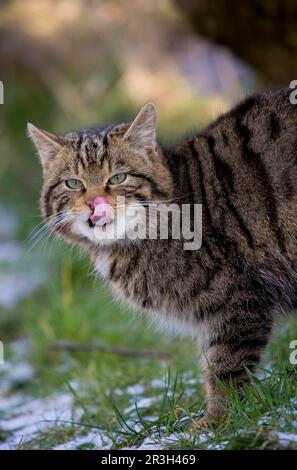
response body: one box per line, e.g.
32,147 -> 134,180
65,179 -> 84,189
108,173 -> 127,185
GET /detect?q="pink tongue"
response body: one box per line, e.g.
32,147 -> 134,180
90,197 -> 113,224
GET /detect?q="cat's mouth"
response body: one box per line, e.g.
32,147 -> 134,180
74,205 -> 143,245
87,197 -> 114,229
87,215 -> 112,229
88,217 -> 99,228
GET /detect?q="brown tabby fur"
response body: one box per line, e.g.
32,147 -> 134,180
28,87 -> 297,421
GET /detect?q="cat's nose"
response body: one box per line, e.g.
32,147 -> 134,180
87,196 -> 113,224
87,196 -> 105,209
87,199 -> 96,210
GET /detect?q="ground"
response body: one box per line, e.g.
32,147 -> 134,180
0,205 -> 297,450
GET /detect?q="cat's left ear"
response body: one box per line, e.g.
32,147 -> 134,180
124,102 -> 157,155
27,123 -> 62,167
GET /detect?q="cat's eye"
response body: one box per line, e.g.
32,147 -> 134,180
65,178 -> 84,190
108,173 -> 127,185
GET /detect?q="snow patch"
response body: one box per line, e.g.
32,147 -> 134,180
0,207 -> 18,238
0,392 -> 83,449
0,271 -> 44,308
124,396 -> 158,414
53,431 -> 112,450
278,432 -> 297,448
126,384 -> 146,395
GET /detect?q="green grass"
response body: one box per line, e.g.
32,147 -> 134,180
1,237 -> 297,449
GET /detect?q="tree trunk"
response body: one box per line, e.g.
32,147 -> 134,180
175,0 -> 297,84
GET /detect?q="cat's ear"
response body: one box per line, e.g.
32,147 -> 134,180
27,123 -> 62,167
124,102 -> 157,154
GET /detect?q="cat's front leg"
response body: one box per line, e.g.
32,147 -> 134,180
200,314 -> 273,423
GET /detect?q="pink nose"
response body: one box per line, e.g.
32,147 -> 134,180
87,196 -> 113,225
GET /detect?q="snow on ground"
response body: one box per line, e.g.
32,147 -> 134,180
0,393 -> 82,450
0,354 -> 114,451
124,396 -> 158,414
0,207 -> 18,239
0,271 -> 44,309
0,339 -> 82,449
2,207 -> 296,449
0,207 -> 169,450
53,431 -> 113,450
0,206 -> 210,450
277,432 -> 297,447
258,399 -> 297,448
0,337 -> 199,450
0,209 -> 89,449
0,207 -> 45,308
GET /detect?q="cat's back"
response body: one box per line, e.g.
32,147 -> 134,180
206,87 -> 297,177
186,87 -> 297,265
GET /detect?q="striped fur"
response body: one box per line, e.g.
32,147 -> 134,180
29,88 -> 297,420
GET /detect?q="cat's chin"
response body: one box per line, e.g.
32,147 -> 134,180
72,212 -> 130,246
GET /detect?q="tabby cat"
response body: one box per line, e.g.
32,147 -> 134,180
28,87 -> 297,422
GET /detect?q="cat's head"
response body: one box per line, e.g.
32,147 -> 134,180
28,103 -> 173,247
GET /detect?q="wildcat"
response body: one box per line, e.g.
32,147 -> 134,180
28,87 -> 297,422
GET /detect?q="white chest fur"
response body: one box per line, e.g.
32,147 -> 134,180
93,250 -> 204,341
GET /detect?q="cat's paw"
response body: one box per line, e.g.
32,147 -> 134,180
188,411 -> 223,433
188,416 -> 211,432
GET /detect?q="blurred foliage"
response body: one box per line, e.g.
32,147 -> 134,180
0,0 -> 238,211
176,0 -> 297,84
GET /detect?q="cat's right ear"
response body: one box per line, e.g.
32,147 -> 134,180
124,103 -> 157,155
27,123 -> 62,167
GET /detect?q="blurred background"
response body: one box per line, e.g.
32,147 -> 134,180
1,0 -> 297,450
